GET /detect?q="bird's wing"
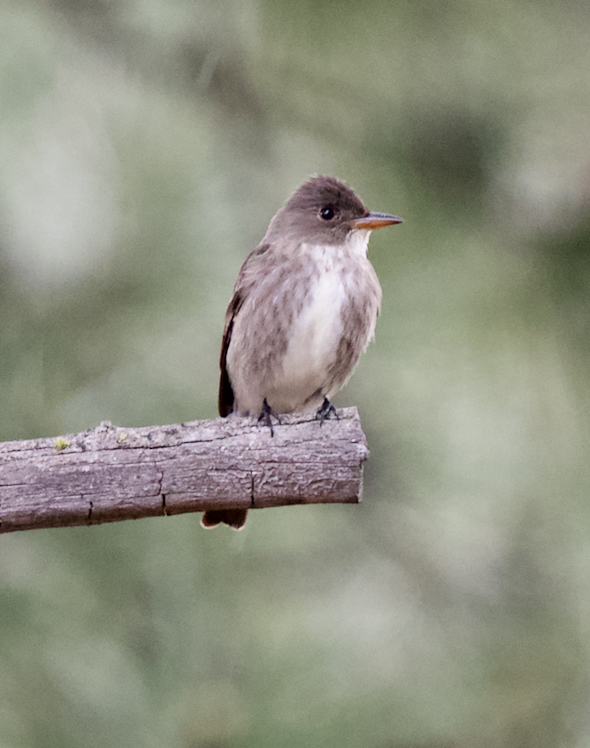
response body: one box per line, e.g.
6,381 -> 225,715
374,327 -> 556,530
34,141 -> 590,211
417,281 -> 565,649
218,244 -> 270,416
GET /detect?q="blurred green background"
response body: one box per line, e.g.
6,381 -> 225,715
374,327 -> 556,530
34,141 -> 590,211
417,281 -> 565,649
2,0 -> 590,746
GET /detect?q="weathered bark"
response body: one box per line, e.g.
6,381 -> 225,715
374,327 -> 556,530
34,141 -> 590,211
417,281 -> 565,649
0,407 -> 368,533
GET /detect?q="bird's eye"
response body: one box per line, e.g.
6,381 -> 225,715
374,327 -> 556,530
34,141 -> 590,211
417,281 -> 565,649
320,206 -> 336,221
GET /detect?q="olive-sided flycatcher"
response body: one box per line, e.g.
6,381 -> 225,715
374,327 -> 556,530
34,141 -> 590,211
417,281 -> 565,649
201,176 -> 402,531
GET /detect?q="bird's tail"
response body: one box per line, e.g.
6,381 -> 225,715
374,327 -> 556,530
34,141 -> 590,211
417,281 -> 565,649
201,509 -> 248,531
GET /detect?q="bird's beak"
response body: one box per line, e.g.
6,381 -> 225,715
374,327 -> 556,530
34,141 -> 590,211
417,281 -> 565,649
349,212 -> 403,230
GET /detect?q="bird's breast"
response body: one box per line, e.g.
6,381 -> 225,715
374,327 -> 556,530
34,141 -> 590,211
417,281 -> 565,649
281,257 -> 347,376
271,245 -> 377,408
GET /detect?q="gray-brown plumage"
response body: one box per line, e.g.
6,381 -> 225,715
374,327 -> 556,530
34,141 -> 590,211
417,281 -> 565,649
202,176 -> 402,530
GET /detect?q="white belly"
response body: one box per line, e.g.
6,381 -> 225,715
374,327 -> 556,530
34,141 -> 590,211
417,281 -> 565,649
267,268 -> 346,411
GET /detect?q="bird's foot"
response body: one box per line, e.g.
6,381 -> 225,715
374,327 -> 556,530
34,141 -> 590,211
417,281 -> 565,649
258,398 -> 281,437
316,397 -> 339,425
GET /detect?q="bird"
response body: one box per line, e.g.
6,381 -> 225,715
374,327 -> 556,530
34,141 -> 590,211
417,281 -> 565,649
201,175 -> 402,530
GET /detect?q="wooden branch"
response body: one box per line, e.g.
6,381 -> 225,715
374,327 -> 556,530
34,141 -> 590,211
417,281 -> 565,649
0,407 -> 368,533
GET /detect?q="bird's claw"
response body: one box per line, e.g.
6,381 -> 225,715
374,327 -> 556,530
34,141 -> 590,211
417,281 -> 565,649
316,397 -> 339,425
258,398 -> 281,437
